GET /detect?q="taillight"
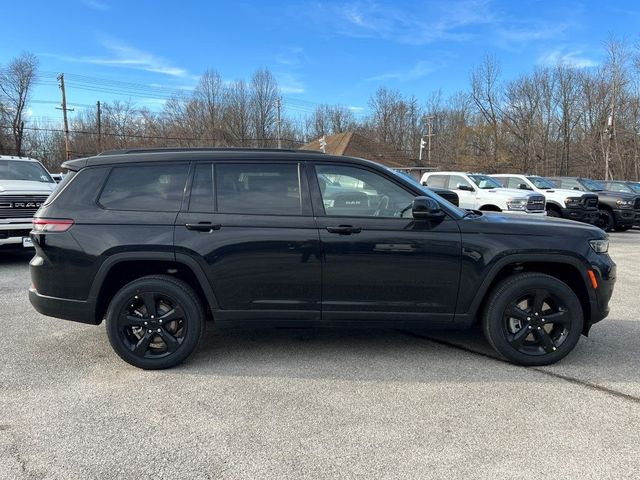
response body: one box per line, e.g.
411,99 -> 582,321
32,218 -> 75,233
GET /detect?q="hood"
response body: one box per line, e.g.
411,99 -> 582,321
479,188 -> 538,199
599,189 -> 638,200
542,188 -> 592,197
0,180 -> 56,194
462,210 -> 605,239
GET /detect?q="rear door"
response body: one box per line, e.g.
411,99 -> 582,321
175,161 -> 321,323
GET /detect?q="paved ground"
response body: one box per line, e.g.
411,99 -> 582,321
1,231 -> 639,479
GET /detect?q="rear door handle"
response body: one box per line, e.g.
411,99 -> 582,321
185,222 -> 221,232
326,225 -> 362,235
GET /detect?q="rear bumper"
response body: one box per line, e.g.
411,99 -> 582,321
560,208 -> 599,224
29,288 -> 99,325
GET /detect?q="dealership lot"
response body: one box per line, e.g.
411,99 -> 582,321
1,232 -> 639,480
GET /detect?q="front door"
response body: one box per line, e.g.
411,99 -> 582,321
175,161 -> 321,323
311,164 -> 462,325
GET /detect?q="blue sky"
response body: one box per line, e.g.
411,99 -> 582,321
2,0 -> 640,121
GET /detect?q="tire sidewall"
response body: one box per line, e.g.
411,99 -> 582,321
483,274 -> 584,366
598,209 -> 615,232
105,277 -> 204,370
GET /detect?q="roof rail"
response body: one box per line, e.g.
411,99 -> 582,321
97,147 -> 324,156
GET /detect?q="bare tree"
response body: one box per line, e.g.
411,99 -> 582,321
470,55 -> 502,166
224,80 -> 251,145
0,52 -> 38,156
250,68 -> 279,147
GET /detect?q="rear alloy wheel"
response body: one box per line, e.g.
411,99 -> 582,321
482,273 -> 583,366
597,209 -> 615,232
106,275 -> 204,369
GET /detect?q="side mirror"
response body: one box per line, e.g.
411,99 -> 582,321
412,196 -> 445,220
518,183 -> 530,190
573,186 -> 580,190
457,184 -> 474,192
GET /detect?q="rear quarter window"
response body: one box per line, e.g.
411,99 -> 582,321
99,164 -> 189,212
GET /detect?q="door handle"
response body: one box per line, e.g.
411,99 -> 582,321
326,225 -> 362,235
185,222 -> 221,232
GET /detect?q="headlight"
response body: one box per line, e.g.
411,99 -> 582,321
589,239 -> 609,253
506,198 -> 528,211
565,197 -> 582,208
616,199 -> 633,209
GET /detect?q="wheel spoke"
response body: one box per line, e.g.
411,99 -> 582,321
505,304 -> 529,321
509,322 -> 533,349
159,329 -> 180,353
132,331 -> 153,356
544,309 -> 571,326
532,289 -> 549,314
140,292 -> 158,318
534,328 -> 556,353
158,305 -> 184,323
119,313 -> 146,328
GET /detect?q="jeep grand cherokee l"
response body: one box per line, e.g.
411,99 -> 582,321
29,148 -> 615,369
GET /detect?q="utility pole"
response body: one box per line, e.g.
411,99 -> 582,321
604,114 -> 613,181
56,74 -> 74,160
419,116 -> 435,165
276,96 -> 282,149
96,101 -> 102,154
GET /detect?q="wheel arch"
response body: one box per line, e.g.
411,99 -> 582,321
463,255 -> 594,335
478,204 -> 502,212
90,252 -> 219,324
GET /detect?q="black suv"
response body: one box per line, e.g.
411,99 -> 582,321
547,177 -> 640,232
29,149 -> 616,369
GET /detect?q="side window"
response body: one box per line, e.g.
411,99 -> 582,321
561,179 -> 581,190
316,165 -> 415,218
448,175 -> 473,191
425,174 -> 448,188
492,177 -> 507,187
99,164 -> 188,212
189,163 -> 214,213
507,177 -> 530,190
216,163 -> 301,215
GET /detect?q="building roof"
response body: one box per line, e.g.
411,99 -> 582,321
301,132 -> 416,168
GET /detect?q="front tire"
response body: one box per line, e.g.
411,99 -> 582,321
105,275 -> 204,370
597,208 -> 615,232
482,273 -> 583,366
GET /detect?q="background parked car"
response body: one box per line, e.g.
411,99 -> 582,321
491,174 -> 598,224
422,171 -> 546,215
547,177 -> 640,232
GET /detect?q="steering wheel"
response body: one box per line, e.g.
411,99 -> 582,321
374,195 -> 390,216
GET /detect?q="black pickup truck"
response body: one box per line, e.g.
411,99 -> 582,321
547,177 -> 640,232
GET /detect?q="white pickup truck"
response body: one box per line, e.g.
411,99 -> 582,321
421,171 -> 546,215
0,155 -> 57,249
490,174 -> 599,225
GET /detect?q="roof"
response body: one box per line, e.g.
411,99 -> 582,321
62,147 -> 379,171
301,132 -> 416,168
0,155 -> 40,162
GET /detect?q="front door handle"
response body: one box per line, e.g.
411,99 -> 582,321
185,222 -> 221,232
326,225 -> 362,235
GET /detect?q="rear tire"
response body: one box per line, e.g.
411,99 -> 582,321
105,275 -> 204,370
546,207 -> 561,218
482,273 -> 583,366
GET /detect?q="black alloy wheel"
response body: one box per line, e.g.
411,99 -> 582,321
483,273 -> 583,366
597,209 -> 615,232
106,276 -> 204,369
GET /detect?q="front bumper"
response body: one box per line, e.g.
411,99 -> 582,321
586,254 -> 616,329
0,221 -> 33,246
560,207 -> 599,224
29,288 -> 98,325
613,209 -> 636,226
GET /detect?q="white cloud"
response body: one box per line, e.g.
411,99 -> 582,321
48,39 -> 191,78
367,60 -> 442,82
537,47 -> 599,69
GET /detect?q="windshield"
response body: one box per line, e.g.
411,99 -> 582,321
0,160 -> 54,183
469,174 -> 503,189
527,176 -> 554,189
582,178 -> 604,192
388,169 -> 466,215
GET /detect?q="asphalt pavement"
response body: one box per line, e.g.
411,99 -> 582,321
1,231 -> 639,479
